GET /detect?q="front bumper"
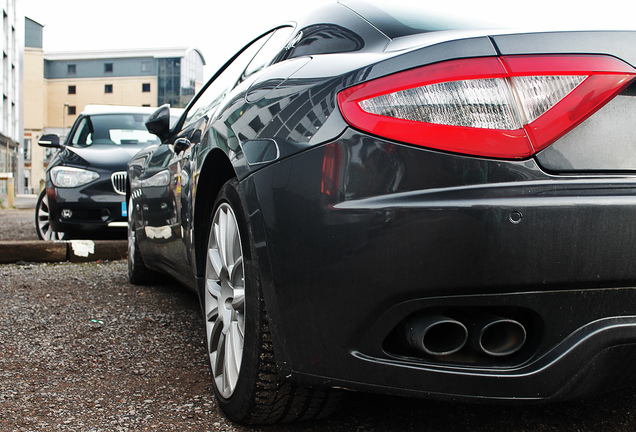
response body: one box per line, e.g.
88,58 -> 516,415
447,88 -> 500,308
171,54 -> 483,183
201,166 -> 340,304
242,129 -> 636,402
48,182 -> 127,235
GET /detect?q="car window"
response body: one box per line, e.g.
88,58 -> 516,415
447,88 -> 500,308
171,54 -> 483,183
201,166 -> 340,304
70,117 -> 91,147
277,25 -> 364,61
69,114 -> 161,147
240,26 -> 295,82
182,31 -> 278,130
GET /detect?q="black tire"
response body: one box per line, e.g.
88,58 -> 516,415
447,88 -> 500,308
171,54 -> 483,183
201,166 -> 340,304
127,195 -> 155,284
35,189 -> 66,240
204,178 -> 340,424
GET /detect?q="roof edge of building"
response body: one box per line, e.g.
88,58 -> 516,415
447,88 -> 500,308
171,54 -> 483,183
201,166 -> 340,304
44,47 -> 203,61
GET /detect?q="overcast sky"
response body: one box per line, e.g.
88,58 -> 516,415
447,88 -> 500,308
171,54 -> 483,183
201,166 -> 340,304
22,0 -> 636,80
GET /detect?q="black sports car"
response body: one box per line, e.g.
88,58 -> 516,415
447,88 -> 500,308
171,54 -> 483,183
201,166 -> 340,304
36,105 -> 181,240
127,0 -> 636,424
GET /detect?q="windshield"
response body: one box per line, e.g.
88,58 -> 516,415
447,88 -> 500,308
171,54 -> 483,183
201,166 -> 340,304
69,114 -> 162,148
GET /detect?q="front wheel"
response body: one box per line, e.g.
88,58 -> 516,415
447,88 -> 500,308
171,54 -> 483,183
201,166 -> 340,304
35,189 -> 66,240
204,178 -> 340,424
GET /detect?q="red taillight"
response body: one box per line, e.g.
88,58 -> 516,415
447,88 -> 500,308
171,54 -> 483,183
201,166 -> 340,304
337,55 -> 636,159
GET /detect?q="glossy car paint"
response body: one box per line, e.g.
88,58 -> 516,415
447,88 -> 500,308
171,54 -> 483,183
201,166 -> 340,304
128,1 -> 636,403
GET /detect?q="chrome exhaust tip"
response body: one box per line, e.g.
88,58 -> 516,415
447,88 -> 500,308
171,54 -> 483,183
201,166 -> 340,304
406,315 -> 468,356
472,316 -> 527,357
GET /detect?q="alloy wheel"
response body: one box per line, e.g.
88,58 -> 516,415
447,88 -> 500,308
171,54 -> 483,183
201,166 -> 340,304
205,202 -> 246,399
36,191 -> 64,240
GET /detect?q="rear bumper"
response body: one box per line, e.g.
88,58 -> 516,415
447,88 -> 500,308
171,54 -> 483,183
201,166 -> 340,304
243,129 -> 636,401
321,289 -> 636,402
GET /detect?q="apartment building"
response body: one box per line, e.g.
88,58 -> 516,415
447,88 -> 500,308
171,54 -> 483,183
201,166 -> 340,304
0,0 -> 21,202
23,17 -> 205,194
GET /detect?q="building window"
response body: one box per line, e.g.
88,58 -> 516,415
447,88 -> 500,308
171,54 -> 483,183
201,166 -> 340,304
67,105 -> 76,115
23,138 -> 31,161
142,83 -> 151,92
67,64 -> 76,74
105,84 -> 113,94
68,85 -> 76,95
141,61 -> 152,73
104,62 -> 113,73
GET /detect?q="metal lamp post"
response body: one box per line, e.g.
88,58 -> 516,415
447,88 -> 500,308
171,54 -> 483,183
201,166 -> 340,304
62,102 -> 69,141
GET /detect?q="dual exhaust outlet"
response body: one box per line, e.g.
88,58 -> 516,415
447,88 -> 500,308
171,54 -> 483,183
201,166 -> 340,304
405,314 -> 527,357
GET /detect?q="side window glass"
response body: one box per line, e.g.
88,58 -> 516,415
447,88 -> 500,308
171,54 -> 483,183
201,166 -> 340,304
70,117 -> 92,147
278,25 -> 365,61
241,26 -> 295,83
182,33 -> 273,130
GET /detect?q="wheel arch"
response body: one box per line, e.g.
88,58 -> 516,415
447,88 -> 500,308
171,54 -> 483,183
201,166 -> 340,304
193,148 -> 237,278
194,148 -> 288,374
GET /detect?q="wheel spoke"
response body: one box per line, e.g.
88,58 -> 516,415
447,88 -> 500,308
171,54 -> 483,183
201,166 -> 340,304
230,256 -> 244,285
207,248 -> 223,281
231,287 -> 245,310
229,256 -> 245,307
205,281 -> 220,321
226,211 -> 238,264
217,209 -> 229,269
223,355 -> 232,394
229,320 -> 244,369
224,326 -> 239,393
40,196 -> 50,213
215,331 -> 226,377
206,277 -> 222,300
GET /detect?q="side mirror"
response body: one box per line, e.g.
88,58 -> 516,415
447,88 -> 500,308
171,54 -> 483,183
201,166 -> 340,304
145,104 -> 171,143
38,134 -> 62,148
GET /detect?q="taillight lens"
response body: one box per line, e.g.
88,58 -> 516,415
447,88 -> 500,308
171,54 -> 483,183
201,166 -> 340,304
338,55 -> 636,159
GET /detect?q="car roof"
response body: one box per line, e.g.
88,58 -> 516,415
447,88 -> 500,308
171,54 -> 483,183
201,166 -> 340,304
80,105 -> 162,116
341,0 -> 491,39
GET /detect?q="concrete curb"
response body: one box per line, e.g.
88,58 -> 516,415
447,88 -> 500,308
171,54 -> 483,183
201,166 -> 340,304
0,240 -> 127,264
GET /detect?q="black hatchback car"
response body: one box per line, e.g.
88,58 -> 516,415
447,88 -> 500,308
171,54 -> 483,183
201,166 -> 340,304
36,105 -> 172,240
127,0 -> 636,425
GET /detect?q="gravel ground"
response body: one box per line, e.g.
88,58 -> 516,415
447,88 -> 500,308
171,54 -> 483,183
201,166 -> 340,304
0,208 -> 38,241
0,261 -> 220,431
4,208 -> 636,431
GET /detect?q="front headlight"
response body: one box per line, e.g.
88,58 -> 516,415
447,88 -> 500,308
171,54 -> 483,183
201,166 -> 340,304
141,170 -> 171,188
50,166 -> 100,188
